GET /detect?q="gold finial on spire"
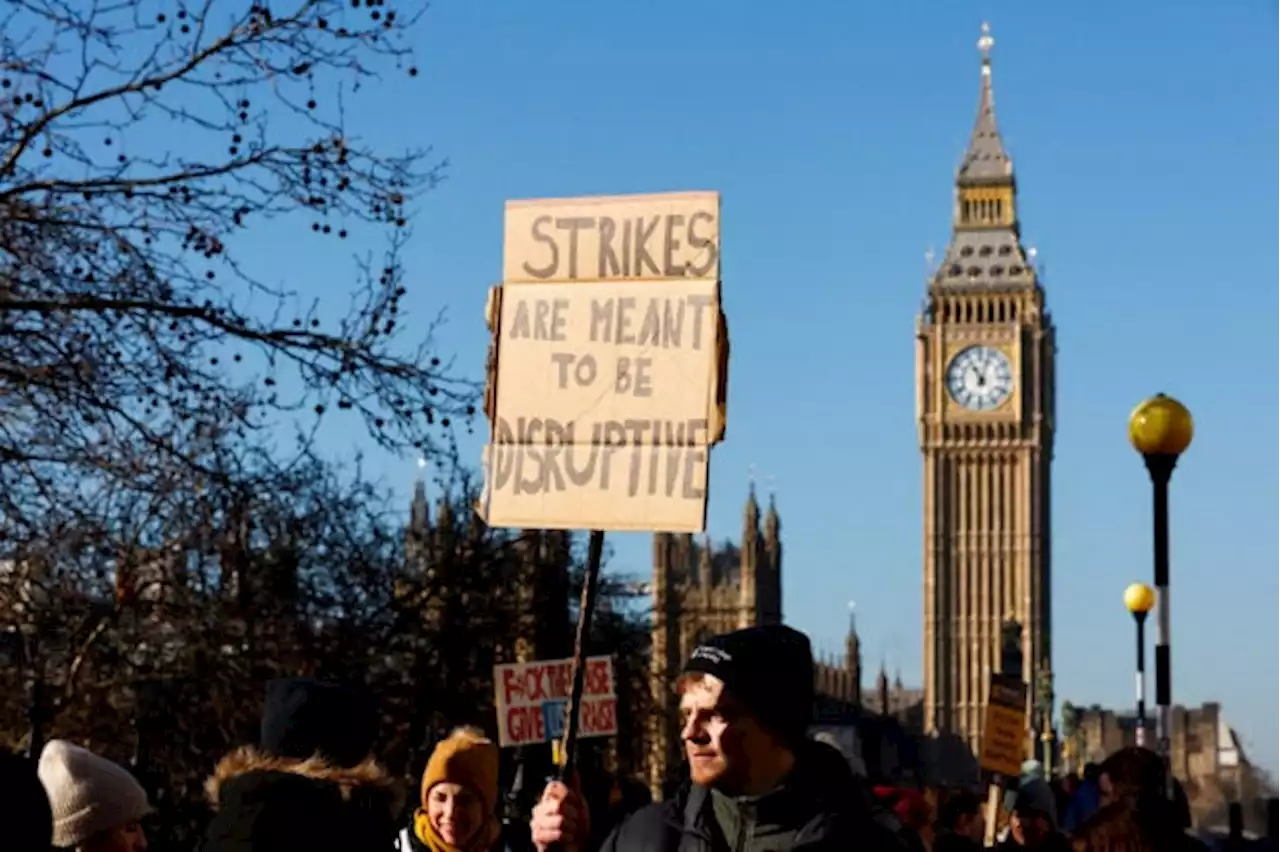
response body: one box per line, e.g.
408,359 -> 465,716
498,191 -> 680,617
978,22 -> 994,74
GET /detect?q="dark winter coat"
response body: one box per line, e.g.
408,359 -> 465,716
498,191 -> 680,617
1067,799 -> 1210,852
932,830 -> 982,852
201,746 -> 402,851
596,741 -> 905,852
993,832 -> 1071,852
1,751 -> 53,852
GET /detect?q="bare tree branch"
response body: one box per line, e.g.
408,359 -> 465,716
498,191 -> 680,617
1,0 -> 477,557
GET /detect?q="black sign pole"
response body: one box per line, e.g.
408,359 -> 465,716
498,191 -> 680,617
558,529 -> 605,783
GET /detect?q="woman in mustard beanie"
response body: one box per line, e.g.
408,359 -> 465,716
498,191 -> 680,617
399,726 -> 504,852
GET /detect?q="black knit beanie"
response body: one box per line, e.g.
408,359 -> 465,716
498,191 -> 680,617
259,678 -> 377,768
681,624 -> 815,747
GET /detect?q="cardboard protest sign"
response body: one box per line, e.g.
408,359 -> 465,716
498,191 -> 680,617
482,279 -> 721,531
979,673 -> 1028,777
480,191 -> 727,533
503,191 -> 720,284
493,655 -> 617,748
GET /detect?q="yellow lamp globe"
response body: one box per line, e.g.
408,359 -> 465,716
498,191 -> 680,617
1128,394 -> 1194,457
1123,582 -> 1156,616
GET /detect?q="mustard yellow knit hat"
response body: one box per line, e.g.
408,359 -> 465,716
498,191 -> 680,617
420,727 -> 499,816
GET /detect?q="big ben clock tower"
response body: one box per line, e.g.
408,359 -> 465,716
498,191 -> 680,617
917,24 -> 1056,760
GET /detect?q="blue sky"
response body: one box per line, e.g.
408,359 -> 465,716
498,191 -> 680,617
282,2 -> 1277,770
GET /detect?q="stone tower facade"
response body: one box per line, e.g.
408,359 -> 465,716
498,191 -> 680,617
812,607 -> 863,712
403,477 -> 572,662
647,486 -> 782,794
916,25 -> 1056,762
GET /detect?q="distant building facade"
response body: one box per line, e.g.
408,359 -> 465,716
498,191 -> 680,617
1066,702 -> 1273,832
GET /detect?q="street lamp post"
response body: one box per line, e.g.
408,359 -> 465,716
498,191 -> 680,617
1123,582 -> 1156,748
1128,393 -> 1194,795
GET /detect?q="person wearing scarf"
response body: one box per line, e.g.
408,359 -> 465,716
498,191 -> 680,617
405,727 -> 503,852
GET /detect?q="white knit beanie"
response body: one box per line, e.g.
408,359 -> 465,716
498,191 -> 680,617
37,739 -> 152,848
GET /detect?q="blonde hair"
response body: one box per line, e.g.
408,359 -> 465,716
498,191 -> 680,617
675,671 -> 708,694
448,725 -> 488,742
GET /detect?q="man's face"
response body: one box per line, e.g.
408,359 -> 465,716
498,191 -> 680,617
1009,809 -> 1048,846
1099,771 -> 1117,805
679,674 -> 768,792
958,809 -> 985,842
84,823 -> 148,852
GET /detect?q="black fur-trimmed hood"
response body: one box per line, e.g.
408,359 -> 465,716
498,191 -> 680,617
205,746 -> 400,809
201,747 -> 403,851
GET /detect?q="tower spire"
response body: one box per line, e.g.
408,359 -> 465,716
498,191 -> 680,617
410,458 -> 430,531
845,601 -> 862,707
744,466 -> 760,531
764,476 -> 779,539
933,22 -> 1034,289
877,660 -> 891,716
957,22 -> 1013,185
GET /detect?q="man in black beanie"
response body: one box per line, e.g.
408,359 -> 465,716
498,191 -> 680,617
677,625 -> 815,792
531,625 -> 899,851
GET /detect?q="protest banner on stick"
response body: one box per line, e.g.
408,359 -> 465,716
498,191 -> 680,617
480,190 -> 728,779
493,654 -> 616,748
978,620 -> 1030,846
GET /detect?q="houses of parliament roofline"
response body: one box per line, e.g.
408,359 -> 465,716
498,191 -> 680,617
652,482 -> 781,625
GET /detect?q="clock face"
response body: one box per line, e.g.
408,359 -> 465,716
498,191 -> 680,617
946,346 -> 1013,411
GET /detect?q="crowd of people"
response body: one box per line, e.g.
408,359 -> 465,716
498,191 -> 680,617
0,624 -> 1265,851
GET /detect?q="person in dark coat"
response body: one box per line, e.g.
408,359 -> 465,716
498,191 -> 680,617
994,777 -> 1070,852
201,678 -> 401,851
1,751 -> 53,852
529,625 -> 902,851
1071,747 -> 1208,851
933,789 -> 984,852
1061,763 -> 1102,833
